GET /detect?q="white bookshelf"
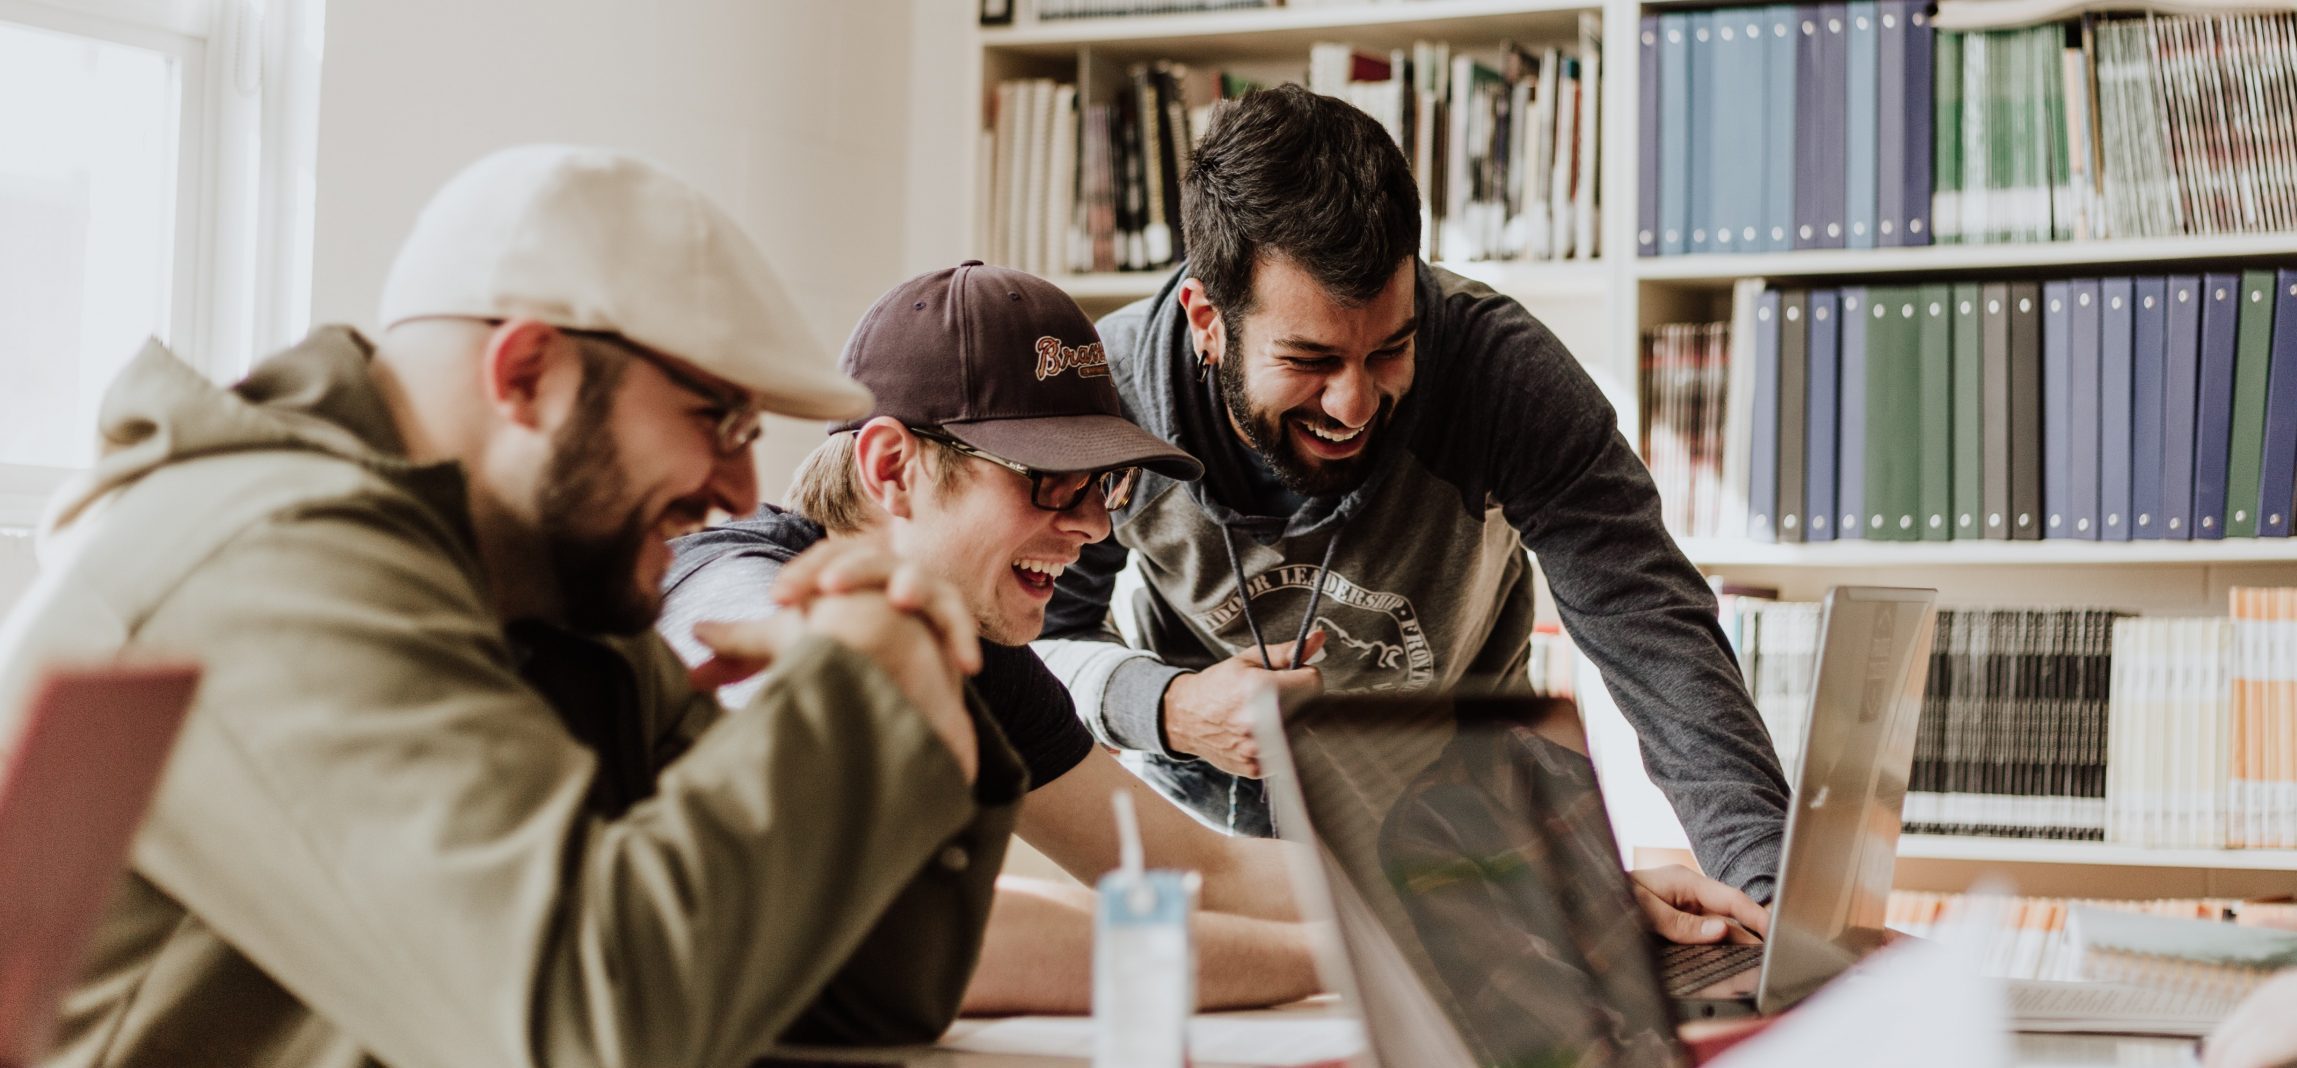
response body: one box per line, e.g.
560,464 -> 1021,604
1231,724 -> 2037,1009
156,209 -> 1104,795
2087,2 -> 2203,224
946,0 -> 2297,891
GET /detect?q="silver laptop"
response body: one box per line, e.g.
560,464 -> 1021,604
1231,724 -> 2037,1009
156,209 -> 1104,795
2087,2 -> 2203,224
1251,586 -> 1937,1066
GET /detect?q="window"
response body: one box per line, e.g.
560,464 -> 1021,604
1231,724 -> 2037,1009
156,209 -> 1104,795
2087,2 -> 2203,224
0,0 -> 323,525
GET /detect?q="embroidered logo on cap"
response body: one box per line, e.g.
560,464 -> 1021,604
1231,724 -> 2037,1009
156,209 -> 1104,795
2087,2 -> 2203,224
1034,336 -> 1109,381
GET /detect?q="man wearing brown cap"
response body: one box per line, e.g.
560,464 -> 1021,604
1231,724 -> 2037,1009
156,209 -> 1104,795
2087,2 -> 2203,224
0,146 -> 1016,1067
662,262 -> 1339,1013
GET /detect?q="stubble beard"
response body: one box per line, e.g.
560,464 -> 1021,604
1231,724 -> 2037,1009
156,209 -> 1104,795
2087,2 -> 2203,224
536,364 -> 660,636
1216,320 -> 1389,499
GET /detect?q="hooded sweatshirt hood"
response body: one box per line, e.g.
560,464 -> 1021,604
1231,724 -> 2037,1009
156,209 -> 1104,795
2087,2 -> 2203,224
1116,261 -> 1436,544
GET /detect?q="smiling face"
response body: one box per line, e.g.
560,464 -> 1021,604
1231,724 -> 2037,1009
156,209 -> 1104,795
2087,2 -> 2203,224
1199,256 -> 1418,498
877,428 -> 1113,645
535,332 -> 760,634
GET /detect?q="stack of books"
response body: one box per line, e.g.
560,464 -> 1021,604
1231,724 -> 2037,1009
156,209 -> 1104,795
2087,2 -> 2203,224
1716,269 -> 2297,545
1029,0 -> 1271,20
1639,321 -> 1732,538
1886,892 -> 2245,980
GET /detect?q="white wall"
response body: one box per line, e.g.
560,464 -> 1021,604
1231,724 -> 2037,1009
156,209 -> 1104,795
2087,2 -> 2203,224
309,0 -> 918,496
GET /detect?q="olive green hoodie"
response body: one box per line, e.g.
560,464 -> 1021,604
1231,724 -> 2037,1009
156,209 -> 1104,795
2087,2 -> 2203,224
0,327 -> 1023,1068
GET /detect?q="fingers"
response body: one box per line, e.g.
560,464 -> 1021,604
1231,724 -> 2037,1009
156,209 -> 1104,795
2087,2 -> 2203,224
691,618 -> 799,676
1631,865 -> 1772,940
1634,882 -> 1730,944
886,564 -> 982,675
687,654 -> 766,693
770,541 -> 898,606
1286,628 -> 1329,669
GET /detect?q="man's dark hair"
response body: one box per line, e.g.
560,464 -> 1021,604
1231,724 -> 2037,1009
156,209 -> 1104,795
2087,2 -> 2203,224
1181,83 -> 1421,318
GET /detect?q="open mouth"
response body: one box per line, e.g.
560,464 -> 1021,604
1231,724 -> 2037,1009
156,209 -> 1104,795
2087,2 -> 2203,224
1292,418 -> 1369,460
1011,558 -> 1067,598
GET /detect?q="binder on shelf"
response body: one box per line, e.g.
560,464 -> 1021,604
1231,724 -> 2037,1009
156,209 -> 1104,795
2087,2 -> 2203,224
2009,281 -> 2044,540
2100,278 -> 2135,541
2131,277 -> 2168,540
1779,290 -> 1812,542
1807,288 -> 1842,542
1838,287 -> 1871,539
2042,280 -> 2073,537
2070,278 -> 2102,539
1845,0 -> 1880,250
2223,270 -> 2276,539
1751,289 -> 1784,540
1982,282 -> 2013,539
1919,284 -> 1954,540
1869,287 -> 1924,539
2193,273 -> 2241,540
1763,3 -> 1799,251
1659,13 -> 1691,256
1688,11 -> 1716,254
1815,3 -> 1851,249
1874,0 -> 1907,248
1638,14 -> 1662,259
1898,0 -> 1935,245
2162,275 -> 2203,540
2260,271 -> 2297,538
1932,29 -> 1962,245
1952,282 -> 1985,538
1713,10 -> 1760,251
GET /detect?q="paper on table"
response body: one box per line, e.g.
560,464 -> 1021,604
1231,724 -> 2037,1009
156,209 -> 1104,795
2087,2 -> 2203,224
2007,980 -> 2236,1038
1707,938 -> 2012,1068
941,1015 -> 1365,1067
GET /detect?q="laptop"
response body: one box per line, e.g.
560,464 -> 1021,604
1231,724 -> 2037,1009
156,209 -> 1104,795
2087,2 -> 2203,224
0,661 -> 200,1065
1252,586 -> 1936,1066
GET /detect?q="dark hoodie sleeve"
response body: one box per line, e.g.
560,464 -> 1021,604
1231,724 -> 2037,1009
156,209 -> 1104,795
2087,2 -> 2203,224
1429,281 -> 1789,901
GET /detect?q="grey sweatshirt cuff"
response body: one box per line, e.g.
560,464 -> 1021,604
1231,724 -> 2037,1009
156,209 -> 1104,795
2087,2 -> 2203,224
1102,657 -> 1192,760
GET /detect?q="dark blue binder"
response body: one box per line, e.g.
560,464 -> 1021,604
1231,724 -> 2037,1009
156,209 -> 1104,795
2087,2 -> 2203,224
2132,277 -> 2169,539
2193,273 -> 2241,540
1639,14 -> 1662,258
1751,290 -> 1784,539
1873,0 -> 1905,248
1899,0 -> 1935,246
2100,278 -> 2135,541
2069,279 -> 2102,540
1838,287 -> 1872,539
1807,289 -> 1842,541
1689,11 -> 1717,254
2261,270 -> 2297,538
1660,13 -> 1692,255
2042,280 -> 2072,537
1796,5 -> 1851,249
1765,4 -> 1799,251
2161,275 -> 2204,541
1844,2 -> 1878,249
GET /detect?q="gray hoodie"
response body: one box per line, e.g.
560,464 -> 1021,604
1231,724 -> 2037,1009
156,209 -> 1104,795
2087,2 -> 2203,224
1033,262 -> 1789,899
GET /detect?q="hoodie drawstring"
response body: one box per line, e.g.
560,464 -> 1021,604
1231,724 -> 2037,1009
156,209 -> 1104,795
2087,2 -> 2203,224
1214,524 -> 1342,833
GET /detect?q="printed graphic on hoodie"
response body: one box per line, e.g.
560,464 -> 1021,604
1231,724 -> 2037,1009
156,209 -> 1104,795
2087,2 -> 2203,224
1193,564 -> 1435,692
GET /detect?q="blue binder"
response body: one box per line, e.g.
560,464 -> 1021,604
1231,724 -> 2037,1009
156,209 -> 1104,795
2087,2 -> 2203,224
2069,279 -> 2103,539
1764,4 -> 1799,251
2192,273 -> 2241,540
1838,287 -> 1872,539
2261,270 -> 2297,538
1751,290 -> 1784,539
1807,289 -> 1842,540
1873,0 -> 1906,247
2099,278 -> 2135,541
2132,277 -> 2169,539
1689,11 -> 1717,254
1659,13 -> 1692,256
2161,275 -> 2204,541
1844,1 -> 1879,250
1709,10 -> 1752,253
1899,0 -> 1935,246
1638,14 -> 1662,258
2042,280 -> 2072,537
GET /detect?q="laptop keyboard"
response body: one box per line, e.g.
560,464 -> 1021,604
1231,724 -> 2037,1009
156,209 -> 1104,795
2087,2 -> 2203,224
1659,942 -> 1764,997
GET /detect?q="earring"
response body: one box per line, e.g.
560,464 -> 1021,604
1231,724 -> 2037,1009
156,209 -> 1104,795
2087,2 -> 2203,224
1197,350 -> 1214,383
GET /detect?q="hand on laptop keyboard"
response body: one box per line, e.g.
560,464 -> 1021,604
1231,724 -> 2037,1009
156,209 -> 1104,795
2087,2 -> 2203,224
1629,866 -> 1770,945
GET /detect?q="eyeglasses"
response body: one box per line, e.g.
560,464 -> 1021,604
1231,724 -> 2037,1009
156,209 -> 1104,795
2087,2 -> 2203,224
564,329 -> 765,455
908,426 -> 1139,512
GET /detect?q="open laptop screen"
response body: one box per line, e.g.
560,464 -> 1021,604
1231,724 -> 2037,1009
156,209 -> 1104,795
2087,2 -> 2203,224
1266,691 -> 1682,1068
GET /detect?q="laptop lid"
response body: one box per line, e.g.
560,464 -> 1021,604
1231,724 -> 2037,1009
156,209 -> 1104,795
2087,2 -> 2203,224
1255,686 -> 1685,1068
1754,585 -> 1937,1014
0,661 -> 199,1064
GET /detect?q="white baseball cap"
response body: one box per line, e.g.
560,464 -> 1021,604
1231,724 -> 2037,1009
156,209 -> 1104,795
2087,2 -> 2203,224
377,144 -> 871,421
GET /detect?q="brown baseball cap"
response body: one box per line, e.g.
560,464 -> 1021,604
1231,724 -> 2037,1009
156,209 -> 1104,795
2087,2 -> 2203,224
834,262 -> 1203,480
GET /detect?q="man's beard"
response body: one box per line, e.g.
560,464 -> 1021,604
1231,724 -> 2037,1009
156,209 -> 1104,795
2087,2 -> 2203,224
1216,323 -> 1392,499
536,385 -> 660,636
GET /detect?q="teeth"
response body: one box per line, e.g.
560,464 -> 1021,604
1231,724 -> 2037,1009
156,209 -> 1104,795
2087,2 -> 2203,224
1304,422 -> 1364,443
1014,560 -> 1067,579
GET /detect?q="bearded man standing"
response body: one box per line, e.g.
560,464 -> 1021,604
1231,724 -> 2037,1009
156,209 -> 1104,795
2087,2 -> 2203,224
1035,86 -> 1791,903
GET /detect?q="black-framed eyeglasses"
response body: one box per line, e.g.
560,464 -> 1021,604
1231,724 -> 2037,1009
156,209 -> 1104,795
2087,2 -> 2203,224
563,328 -> 765,455
907,426 -> 1139,512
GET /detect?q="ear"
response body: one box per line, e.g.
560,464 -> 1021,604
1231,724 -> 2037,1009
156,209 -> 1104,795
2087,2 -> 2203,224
480,319 -> 577,431
851,416 -> 922,520
1177,278 -> 1227,371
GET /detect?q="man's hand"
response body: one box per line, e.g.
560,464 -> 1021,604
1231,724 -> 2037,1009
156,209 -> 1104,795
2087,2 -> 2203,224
766,539 -> 983,674
1630,865 -> 1770,944
2204,968 -> 2297,1068
1161,631 -> 1327,778
693,590 -> 978,784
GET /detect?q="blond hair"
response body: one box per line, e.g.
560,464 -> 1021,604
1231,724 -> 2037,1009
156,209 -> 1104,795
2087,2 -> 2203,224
785,431 -> 967,534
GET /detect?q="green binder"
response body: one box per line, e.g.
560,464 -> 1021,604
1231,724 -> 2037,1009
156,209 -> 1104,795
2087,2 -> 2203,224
1919,284 -> 1955,540
1863,287 -> 1923,540
2224,269 -> 2277,538
1952,282 -> 1985,539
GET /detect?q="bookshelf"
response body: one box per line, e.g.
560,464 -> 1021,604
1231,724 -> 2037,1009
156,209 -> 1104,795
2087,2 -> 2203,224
938,0 -> 2297,894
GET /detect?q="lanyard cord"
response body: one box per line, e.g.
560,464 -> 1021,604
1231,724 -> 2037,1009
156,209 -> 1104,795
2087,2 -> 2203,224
1216,525 -> 1344,670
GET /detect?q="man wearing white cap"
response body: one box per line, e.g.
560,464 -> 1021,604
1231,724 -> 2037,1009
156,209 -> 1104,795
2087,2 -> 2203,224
0,145 -> 1021,1067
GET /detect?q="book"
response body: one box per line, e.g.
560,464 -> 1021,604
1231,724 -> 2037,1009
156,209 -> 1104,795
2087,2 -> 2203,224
2222,269 -> 2276,537
1638,14 -> 1662,258
1919,284 -> 1955,540
2192,273 -> 2241,539
1750,289 -> 1784,540
1807,289 -> 1843,541
1982,282 -> 2014,539
1952,282 -> 1985,538
1845,1 -> 1881,249
1779,290 -> 1812,541
2131,277 -> 2169,538
1838,287 -> 1871,539
2043,280 -> 2074,536
2260,270 -> 2297,537
2099,278 -> 2135,540
2009,282 -> 2045,539
1765,3 -> 1801,251
1660,14 -> 1692,256
2069,278 -> 2103,539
